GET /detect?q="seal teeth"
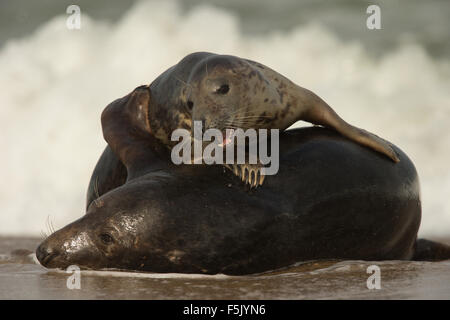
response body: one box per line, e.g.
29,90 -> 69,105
224,163 -> 266,188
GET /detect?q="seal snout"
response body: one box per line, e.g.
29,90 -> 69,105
36,243 -> 59,267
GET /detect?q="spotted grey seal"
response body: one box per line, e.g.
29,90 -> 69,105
130,52 -> 399,187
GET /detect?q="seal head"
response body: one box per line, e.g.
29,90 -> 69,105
176,53 -> 400,163
187,55 -> 278,133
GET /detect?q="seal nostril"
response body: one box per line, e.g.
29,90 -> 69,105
187,100 -> 194,109
36,244 -> 58,266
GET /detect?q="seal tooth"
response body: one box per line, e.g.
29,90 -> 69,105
252,169 -> 258,188
233,164 -> 239,176
244,166 -> 250,184
241,166 -> 248,182
253,169 -> 259,188
257,170 -> 262,188
259,171 -> 265,185
249,169 -> 255,187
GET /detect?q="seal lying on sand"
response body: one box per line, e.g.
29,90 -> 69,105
35,96 -> 450,274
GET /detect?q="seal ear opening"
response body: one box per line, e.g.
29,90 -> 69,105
101,86 -> 167,180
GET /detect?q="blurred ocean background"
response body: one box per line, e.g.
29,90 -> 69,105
1,0 -> 450,238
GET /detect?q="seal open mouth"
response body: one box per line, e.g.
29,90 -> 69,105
218,128 -> 235,147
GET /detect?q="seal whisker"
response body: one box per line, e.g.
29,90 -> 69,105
233,115 -> 272,119
234,119 -> 257,124
50,217 -> 56,234
222,122 -> 238,127
45,215 -> 52,237
45,214 -> 57,236
40,230 -> 48,240
223,106 -> 251,117
223,125 -> 240,131
227,108 -> 246,115
232,119 -> 258,128
227,107 -> 251,116
232,117 -> 271,123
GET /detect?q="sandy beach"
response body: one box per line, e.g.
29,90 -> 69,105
2,0 -> 450,301
1,237 -> 449,300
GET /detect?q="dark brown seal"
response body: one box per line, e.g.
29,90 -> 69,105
35,87 -> 450,274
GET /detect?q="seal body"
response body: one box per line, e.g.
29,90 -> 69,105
37,127 -> 425,275
146,52 -> 399,163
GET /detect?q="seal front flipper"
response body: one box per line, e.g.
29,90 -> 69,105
300,91 -> 400,163
223,163 -> 265,188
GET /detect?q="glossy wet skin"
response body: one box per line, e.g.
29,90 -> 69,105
37,172 -> 228,274
37,128 -> 423,274
37,184 -> 153,271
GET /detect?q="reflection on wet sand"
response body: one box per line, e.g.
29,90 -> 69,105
0,237 -> 449,299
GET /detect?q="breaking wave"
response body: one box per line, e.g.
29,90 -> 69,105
1,0 -> 450,237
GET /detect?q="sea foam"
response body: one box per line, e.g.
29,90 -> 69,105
1,0 -> 450,237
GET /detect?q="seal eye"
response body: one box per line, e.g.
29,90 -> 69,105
99,233 -> 114,245
216,84 -> 229,95
187,100 -> 194,109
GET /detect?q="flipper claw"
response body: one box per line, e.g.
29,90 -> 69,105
223,163 -> 265,188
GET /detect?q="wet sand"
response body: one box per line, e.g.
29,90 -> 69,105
1,237 -> 449,300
